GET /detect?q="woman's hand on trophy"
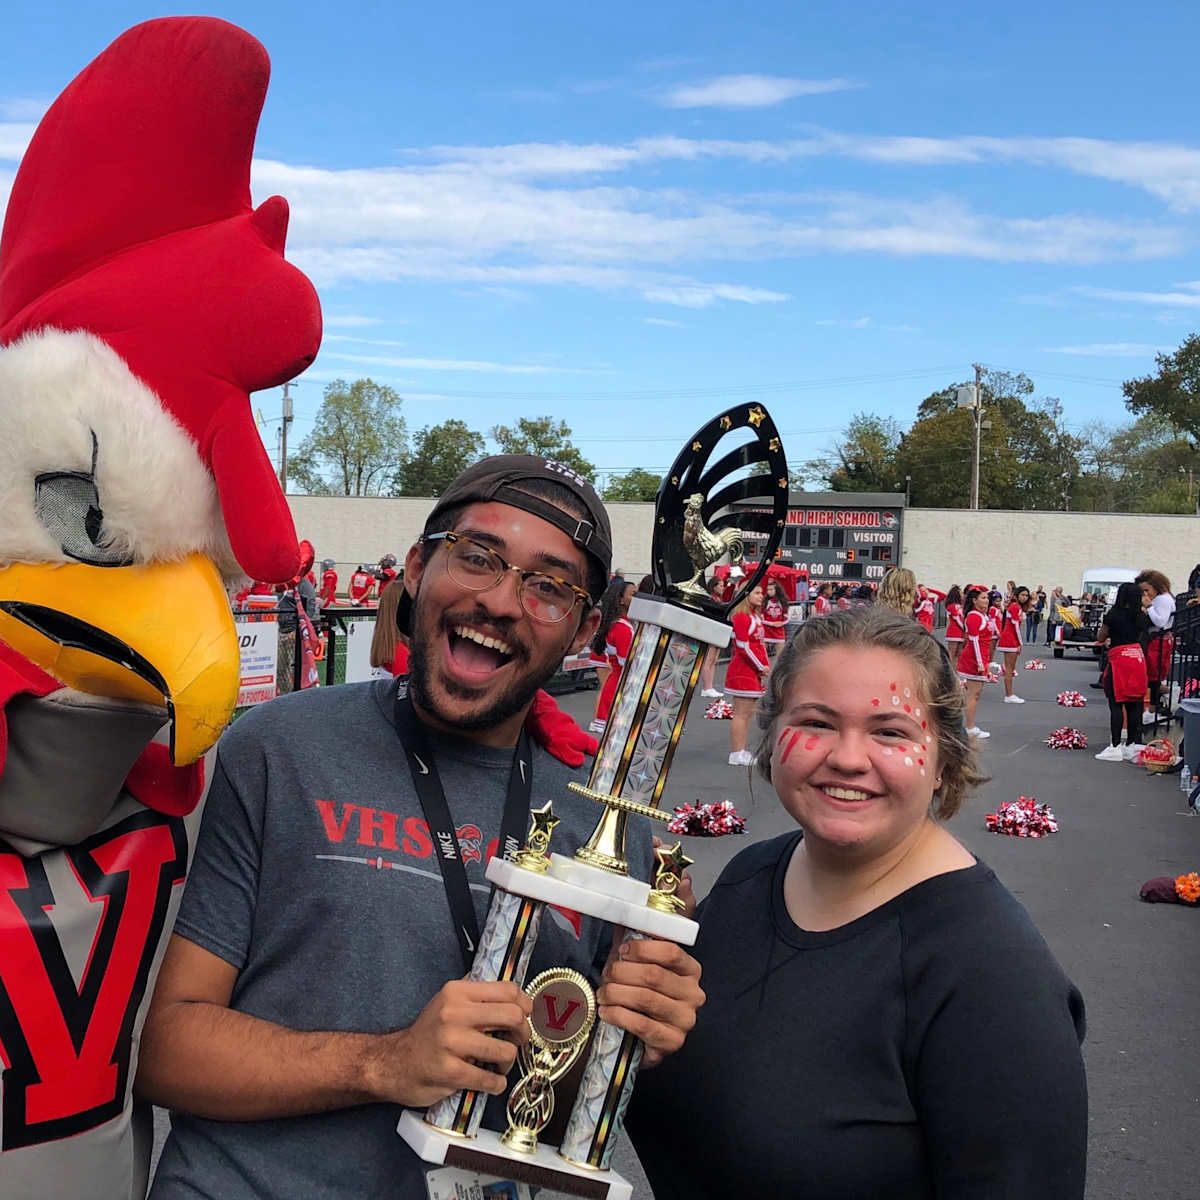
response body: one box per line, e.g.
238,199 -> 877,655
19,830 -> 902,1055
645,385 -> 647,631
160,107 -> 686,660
597,936 -> 705,1067
367,979 -> 532,1107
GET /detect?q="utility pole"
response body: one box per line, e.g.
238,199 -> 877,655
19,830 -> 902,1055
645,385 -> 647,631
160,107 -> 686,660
969,363 -> 983,511
279,381 -> 295,492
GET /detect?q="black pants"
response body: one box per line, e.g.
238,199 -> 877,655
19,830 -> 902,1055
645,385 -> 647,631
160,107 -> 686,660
1105,673 -> 1142,748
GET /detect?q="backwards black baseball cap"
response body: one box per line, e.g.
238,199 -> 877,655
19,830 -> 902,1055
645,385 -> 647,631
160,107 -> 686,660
397,455 -> 613,634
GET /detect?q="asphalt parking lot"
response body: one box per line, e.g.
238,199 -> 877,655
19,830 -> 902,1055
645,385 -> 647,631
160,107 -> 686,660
553,644 -> 1200,1199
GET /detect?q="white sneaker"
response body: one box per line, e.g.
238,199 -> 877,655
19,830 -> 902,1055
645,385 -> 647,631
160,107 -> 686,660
1003,695 -> 1026,704
1142,711 -> 1158,724
1122,743 -> 1141,761
1095,744 -> 1125,762
967,727 -> 991,740
728,749 -> 754,766
702,688 -> 722,699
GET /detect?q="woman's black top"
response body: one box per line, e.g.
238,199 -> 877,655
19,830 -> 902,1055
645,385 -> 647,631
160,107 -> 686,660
1103,605 -> 1148,648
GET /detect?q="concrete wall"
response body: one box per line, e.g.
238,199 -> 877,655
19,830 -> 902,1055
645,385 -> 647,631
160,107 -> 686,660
286,495 -> 658,579
287,494 -> 1198,596
901,508 -> 1198,594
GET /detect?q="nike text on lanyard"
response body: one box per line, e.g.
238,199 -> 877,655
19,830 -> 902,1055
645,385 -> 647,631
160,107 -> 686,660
392,686 -> 533,974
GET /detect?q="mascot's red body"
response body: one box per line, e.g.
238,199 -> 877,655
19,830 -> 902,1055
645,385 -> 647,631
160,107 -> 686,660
0,19 -> 320,1198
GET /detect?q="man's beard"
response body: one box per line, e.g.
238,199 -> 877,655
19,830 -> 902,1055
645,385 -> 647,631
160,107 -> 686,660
407,592 -> 564,733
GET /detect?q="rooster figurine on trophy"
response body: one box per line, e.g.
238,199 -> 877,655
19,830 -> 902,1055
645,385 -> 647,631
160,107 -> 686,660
398,404 -> 789,1198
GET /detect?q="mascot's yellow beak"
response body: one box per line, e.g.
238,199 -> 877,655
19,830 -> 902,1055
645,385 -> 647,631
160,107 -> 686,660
0,553 -> 238,764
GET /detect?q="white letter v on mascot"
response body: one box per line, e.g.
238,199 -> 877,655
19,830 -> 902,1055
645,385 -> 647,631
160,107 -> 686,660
0,17 -> 320,1198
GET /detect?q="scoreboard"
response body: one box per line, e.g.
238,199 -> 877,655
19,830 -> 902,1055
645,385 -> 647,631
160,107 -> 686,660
742,492 -> 905,583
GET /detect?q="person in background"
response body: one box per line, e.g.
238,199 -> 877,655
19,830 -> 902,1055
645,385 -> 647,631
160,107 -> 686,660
1094,583 -> 1149,762
369,580 -> 409,676
835,585 -> 852,612
1137,569 -> 1176,723
986,590 -> 1003,667
1046,586 -> 1066,646
318,559 -> 340,607
944,585 -> 965,654
636,573 -> 657,595
628,606 -> 1087,1199
997,584 -> 1030,704
914,584 -> 945,632
957,585 -> 993,739
877,567 -> 917,619
699,574 -> 727,697
812,582 -> 833,616
725,584 -> 769,766
588,577 -> 629,714
372,553 -> 398,601
762,576 -> 789,658
1026,585 -> 1045,643
348,564 -> 375,605
590,577 -> 636,735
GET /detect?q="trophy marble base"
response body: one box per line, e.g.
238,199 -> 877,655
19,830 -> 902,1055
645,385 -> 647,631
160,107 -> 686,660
487,856 -> 697,944
397,1111 -> 633,1200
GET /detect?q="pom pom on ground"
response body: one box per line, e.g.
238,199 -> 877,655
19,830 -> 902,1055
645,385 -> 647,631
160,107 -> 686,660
1024,659 -> 1047,671
1056,690 -> 1087,708
1046,726 -> 1088,750
667,799 -> 747,837
704,698 -> 733,720
985,796 -> 1059,837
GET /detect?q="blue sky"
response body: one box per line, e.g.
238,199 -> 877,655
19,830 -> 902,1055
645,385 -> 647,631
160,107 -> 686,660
5,1 -> 1200,486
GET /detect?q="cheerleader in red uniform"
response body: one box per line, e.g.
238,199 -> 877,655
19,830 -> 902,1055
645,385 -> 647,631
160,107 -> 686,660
913,585 -> 945,632
318,558 -> 340,606
1137,569 -> 1176,723
956,586 -> 993,739
812,582 -> 833,616
997,584 -> 1030,703
726,584 -> 769,765
986,591 -> 1003,666
944,584 -> 965,654
348,564 -> 374,604
590,578 -> 636,735
762,577 -> 789,658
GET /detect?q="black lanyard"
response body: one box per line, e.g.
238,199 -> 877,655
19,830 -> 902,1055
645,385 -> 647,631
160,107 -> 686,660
392,684 -> 533,974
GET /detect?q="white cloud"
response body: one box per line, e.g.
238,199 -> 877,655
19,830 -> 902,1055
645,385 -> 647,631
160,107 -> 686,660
324,334 -> 407,347
816,316 -> 872,328
1043,342 -> 1166,357
0,122 -> 35,161
641,283 -> 788,308
324,314 -> 384,328
660,75 -> 858,109
1074,285 -> 1200,308
0,98 -> 46,121
643,316 -> 684,327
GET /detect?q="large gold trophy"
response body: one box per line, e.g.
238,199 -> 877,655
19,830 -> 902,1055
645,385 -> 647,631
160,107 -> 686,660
398,405 -> 789,1198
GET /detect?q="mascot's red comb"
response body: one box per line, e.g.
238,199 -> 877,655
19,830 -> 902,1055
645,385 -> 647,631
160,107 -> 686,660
0,16 -> 321,582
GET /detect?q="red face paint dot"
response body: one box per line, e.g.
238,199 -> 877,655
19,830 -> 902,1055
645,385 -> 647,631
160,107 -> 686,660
920,720 -> 928,729
890,682 -> 897,691
918,758 -> 925,767
871,697 -> 881,707
804,736 -> 819,751
903,703 -> 911,713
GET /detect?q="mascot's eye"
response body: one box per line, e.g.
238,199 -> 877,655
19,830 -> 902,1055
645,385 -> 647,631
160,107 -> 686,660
34,471 -> 133,567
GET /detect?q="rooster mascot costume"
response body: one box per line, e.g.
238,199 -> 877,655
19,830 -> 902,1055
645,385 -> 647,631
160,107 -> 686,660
0,18 -> 320,1198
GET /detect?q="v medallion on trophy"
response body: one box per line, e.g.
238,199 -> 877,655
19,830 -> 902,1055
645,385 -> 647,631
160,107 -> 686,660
398,404 -> 789,1199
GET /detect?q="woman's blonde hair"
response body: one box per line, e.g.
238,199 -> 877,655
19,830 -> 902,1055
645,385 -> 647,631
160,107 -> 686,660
370,581 -> 405,668
733,581 -> 763,619
877,567 -> 917,618
753,606 -> 987,819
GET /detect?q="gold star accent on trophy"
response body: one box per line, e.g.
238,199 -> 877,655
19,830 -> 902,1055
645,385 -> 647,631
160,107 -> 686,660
747,405 -> 766,427
692,440 -> 703,452
516,802 -> 561,872
656,840 -> 693,878
719,414 -> 733,431
768,436 -> 781,452
671,475 -> 679,486
778,477 -> 789,489
647,840 -> 694,914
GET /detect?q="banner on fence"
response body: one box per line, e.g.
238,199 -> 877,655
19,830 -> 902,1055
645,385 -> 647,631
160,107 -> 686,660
344,617 -> 387,685
235,611 -> 280,707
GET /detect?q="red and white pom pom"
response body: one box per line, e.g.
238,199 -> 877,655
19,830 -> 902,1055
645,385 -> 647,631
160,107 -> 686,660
1056,690 -> 1087,708
704,698 -> 734,719
1045,725 -> 1088,750
987,662 -> 1003,683
985,796 -> 1059,837
667,799 -> 747,837
1024,659 -> 1047,671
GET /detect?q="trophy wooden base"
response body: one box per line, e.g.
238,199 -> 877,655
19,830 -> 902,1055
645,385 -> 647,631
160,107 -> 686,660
397,1111 -> 633,1200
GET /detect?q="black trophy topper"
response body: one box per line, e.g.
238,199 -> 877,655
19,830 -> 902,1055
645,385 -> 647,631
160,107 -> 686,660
651,404 -> 789,615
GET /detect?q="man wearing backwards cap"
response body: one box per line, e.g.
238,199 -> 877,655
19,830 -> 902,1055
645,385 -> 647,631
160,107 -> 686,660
139,456 -> 704,1200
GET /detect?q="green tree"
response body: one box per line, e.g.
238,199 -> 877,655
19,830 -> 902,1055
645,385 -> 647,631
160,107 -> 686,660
806,412 -> 901,492
602,468 -> 663,502
396,419 -> 485,496
895,407 -> 1021,508
1123,333 -> 1200,444
490,416 -> 596,482
288,378 -> 407,496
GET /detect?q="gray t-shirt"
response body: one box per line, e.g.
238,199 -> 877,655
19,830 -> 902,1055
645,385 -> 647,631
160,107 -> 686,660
150,676 -> 651,1199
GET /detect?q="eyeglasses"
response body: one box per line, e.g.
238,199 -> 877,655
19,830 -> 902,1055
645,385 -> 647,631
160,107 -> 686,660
423,531 -> 592,624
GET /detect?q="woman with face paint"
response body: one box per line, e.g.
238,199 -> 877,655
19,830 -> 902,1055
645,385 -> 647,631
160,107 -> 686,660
627,607 -> 1087,1199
